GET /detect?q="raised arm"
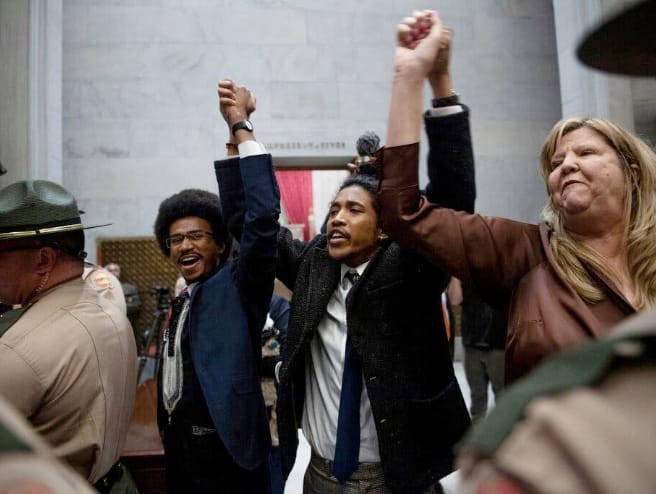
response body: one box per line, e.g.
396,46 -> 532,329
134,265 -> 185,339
380,10 -> 447,221
381,10 -> 471,234
379,12 -> 543,306
216,79 -> 280,339
215,79 -> 257,242
386,10 -> 444,147
423,26 -> 476,213
214,80 -> 307,294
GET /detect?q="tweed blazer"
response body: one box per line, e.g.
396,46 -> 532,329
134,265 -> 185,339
275,230 -> 470,493
215,109 -> 475,492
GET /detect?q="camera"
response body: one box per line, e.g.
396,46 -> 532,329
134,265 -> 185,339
150,286 -> 171,311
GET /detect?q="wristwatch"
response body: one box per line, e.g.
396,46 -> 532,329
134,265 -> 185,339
231,119 -> 254,136
431,92 -> 459,108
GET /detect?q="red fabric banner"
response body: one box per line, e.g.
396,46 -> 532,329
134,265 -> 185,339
275,170 -> 314,240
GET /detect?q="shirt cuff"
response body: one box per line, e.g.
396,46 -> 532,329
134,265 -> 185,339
425,105 -> 464,117
238,140 -> 268,158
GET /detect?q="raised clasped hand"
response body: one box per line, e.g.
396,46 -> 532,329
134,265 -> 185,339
395,10 -> 444,79
217,78 -> 257,126
430,25 -> 452,79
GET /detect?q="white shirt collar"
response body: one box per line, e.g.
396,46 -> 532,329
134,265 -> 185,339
185,281 -> 198,296
340,261 -> 369,280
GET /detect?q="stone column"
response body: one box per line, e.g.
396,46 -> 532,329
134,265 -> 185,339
552,0 -> 635,130
0,0 -> 62,187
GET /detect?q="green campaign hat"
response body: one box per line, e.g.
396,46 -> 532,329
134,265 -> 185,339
577,0 -> 656,76
0,180 -> 108,241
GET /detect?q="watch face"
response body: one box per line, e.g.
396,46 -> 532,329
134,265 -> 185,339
232,120 -> 253,135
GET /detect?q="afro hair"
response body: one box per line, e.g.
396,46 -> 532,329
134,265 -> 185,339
154,188 -> 231,262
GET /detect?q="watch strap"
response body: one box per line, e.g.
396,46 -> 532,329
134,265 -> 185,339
231,120 -> 253,136
432,92 -> 459,108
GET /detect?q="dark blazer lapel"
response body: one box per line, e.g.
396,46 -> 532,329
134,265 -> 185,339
303,245 -> 341,340
356,243 -> 400,297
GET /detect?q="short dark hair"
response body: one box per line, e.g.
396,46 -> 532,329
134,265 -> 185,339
2,230 -> 86,261
40,230 -> 86,260
337,174 -> 381,216
154,189 -> 231,262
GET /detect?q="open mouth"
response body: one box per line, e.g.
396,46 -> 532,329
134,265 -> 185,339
328,229 -> 349,246
178,254 -> 201,269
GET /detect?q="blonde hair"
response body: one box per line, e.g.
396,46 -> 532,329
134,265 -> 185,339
539,117 -> 656,309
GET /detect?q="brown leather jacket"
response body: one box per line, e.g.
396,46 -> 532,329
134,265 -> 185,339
379,143 -> 636,383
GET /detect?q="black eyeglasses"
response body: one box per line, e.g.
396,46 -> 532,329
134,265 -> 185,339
165,231 -> 214,248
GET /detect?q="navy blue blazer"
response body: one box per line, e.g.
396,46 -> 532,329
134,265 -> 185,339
166,153 -> 280,470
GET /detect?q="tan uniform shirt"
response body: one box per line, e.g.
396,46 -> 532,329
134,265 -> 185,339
491,365 -> 656,494
458,308 -> 656,494
0,277 -> 137,482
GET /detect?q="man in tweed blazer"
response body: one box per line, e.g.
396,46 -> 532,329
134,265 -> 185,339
215,21 -> 474,494
217,101 -> 474,494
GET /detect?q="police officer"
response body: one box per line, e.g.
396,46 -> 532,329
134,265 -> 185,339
0,180 -> 138,492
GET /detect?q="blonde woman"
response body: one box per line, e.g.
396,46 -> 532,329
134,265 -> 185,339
379,10 -> 656,383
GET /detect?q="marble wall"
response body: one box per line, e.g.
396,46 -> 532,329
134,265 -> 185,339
61,0 -> 563,261
552,0 -> 636,131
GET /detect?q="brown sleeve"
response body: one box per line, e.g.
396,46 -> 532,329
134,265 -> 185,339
379,143 -> 544,305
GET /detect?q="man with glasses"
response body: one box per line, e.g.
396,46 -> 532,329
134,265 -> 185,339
152,79 -> 280,493
0,180 -> 137,492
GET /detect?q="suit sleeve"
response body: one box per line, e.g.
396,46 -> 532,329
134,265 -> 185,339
379,143 -> 544,308
216,154 -> 281,352
393,107 -> 477,296
423,106 -> 476,213
215,156 -> 308,295
215,156 -> 246,241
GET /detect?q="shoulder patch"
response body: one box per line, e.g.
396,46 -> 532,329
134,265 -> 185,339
89,272 -> 112,291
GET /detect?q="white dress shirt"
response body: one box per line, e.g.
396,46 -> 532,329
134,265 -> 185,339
301,261 -> 381,463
